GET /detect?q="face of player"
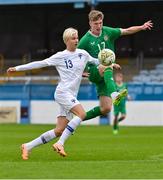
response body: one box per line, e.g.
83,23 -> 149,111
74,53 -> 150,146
115,74 -> 123,84
66,33 -> 79,52
89,18 -> 103,36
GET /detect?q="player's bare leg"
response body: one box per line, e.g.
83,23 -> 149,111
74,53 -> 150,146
99,96 -> 112,115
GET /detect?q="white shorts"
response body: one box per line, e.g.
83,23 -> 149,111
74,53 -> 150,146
54,91 -> 80,121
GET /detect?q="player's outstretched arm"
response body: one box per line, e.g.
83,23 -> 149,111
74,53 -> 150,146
7,60 -> 49,75
121,20 -> 153,36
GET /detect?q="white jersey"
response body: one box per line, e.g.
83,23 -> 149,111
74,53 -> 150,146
15,48 -> 99,97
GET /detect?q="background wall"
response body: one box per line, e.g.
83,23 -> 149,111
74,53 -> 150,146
0,101 -> 20,123
30,100 -> 100,125
31,100 -> 163,126
0,84 -> 163,125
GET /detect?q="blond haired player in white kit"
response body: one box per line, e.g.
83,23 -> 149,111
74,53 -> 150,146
7,27 -> 104,159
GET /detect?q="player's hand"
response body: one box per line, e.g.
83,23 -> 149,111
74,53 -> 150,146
7,67 -> 16,75
142,20 -> 153,30
112,63 -> 121,70
82,72 -> 90,78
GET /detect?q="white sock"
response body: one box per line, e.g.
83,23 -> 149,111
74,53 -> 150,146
57,116 -> 82,146
111,92 -> 119,100
25,129 -> 56,151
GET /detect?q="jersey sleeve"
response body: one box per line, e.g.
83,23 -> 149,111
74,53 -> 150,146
78,34 -> 89,51
15,60 -> 49,71
84,51 -> 99,65
106,27 -> 121,41
88,56 -> 99,65
15,53 -> 61,71
44,52 -> 61,66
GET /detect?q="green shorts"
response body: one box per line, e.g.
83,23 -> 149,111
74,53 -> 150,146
114,101 -> 126,116
88,64 -> 102,83
88,64 -> 111,97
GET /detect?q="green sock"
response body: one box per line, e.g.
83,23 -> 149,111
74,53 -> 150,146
113,122 -> 119,130
84,106 -> 102,121
103,68 -> 116,94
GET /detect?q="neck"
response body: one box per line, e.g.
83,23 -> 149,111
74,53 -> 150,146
67,47 -> 76,52
91,30 -> 100,36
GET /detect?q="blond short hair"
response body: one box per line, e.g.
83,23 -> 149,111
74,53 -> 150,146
88,10 -> 104,21
63,27 -> 78,44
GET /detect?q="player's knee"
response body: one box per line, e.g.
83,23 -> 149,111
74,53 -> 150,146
101,106 -> 111,115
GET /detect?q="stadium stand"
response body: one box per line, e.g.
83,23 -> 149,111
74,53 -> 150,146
132,59 -> 163,83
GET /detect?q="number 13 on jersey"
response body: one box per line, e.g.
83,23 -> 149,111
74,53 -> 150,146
65,59 -> 73,69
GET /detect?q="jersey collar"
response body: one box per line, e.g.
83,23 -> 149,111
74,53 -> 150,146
88,30 -> 102,37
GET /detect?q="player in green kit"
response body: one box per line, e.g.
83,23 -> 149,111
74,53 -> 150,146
113,72 -> 131,134
78,10 -> 153,121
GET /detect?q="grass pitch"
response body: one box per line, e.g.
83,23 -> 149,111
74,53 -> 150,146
0,124 -> 163,179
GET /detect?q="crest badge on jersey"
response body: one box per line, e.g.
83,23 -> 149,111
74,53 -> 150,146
71,99 -> 76,103
78,53 -> 83,59
104,35 -> 109,41
90,41 -> 95,46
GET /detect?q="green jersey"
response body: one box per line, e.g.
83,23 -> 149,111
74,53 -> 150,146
115,82 -> 127,105
114,82 -> 127,115
78,26 -> 121,83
